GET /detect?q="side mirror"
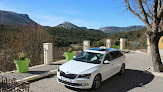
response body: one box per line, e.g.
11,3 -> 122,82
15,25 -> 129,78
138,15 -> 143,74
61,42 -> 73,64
73,56 -> 76,58
104,60 -> 110,64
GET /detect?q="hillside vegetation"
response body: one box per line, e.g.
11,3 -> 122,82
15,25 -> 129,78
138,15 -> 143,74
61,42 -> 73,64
93,28 -> 146,50
47,27 -> 107,47
99,26 -> 145,34
0,25 -> 106,48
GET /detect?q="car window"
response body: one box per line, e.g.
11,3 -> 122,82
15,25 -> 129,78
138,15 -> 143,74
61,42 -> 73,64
110,51 -> 123,60
77,51 -> 87,59
118,51 -> 123,57
104,53 -> 112,61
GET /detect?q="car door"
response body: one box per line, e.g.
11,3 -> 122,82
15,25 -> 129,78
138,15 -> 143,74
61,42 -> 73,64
100,53 -> 115,81
116,51 -> 125,71
110,51 -> 123,74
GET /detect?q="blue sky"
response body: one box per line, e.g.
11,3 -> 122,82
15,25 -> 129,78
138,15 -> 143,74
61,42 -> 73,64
0,0 -> 144,29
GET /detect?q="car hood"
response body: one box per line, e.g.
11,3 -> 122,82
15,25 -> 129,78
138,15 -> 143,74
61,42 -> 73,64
59,60 -> 99,74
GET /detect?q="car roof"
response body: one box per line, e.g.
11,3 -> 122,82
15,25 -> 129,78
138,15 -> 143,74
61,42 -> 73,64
84,47 -> 120,54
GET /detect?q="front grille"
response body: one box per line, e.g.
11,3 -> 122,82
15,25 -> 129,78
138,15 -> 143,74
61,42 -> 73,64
60,71 -> 77,79
58,78 -> 81,86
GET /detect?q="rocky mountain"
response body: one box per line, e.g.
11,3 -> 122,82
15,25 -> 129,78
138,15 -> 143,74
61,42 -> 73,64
56,21 -> 87,30
0,10 -> 37,26
99,26 -> 145,34
79,27 -> 87,30
57,22 -> 145,34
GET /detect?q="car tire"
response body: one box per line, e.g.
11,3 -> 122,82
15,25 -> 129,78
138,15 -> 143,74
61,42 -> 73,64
119,63 -> 125,75
92,74 -> 101,90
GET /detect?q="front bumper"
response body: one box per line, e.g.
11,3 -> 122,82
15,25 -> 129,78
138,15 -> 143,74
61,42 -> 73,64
57,71 -> 93,89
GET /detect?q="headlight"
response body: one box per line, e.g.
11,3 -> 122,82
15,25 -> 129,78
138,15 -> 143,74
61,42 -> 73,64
78,74 -> 91,79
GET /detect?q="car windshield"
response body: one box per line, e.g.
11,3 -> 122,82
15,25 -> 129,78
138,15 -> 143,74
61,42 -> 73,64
73,51 -> 104,64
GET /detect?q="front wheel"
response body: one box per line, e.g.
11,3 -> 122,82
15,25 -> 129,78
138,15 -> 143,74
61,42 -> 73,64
119,64 -> 125,75
92,74 -> 101,90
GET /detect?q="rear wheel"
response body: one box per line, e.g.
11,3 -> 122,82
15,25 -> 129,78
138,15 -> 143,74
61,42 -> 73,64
92,74 -> 101,90
119,64 -> 125,75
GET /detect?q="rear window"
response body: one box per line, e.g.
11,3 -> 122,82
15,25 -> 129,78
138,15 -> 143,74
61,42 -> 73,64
110,51 -> 123,59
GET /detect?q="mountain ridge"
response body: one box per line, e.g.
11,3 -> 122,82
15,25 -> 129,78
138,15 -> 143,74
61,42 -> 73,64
56,21 -> 88,30
99,25 -> 145,34
0,10 -> 37,26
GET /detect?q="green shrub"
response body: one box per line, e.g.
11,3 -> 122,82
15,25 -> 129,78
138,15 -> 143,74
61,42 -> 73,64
114,40 -> 120,46
114,45 -> 120,49
19,52 -> 26,60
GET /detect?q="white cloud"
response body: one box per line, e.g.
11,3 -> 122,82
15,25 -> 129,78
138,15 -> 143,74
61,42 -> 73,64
33,15 -> 102,29
70,19 -> 103,29
35,15 -> 66,26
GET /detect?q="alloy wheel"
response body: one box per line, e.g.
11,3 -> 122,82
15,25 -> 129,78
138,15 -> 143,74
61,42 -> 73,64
92,75 -> 101,89
120,64 -> 125,75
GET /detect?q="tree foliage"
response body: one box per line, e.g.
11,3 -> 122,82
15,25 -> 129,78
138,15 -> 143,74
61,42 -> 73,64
47,27 -> 106,47
0,25 -> 53,71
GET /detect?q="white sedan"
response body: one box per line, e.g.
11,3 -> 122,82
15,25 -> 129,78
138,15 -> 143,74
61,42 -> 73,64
57,47 -> 126,89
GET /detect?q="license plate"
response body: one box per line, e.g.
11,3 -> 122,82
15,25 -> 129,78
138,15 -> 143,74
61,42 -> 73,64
61,77 -> 72,83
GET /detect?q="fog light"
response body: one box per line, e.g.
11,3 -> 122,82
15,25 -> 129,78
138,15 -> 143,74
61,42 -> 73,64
81,83 -> 89,86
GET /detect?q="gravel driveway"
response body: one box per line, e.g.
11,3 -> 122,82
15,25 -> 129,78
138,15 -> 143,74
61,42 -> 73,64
30,52 -> 163,92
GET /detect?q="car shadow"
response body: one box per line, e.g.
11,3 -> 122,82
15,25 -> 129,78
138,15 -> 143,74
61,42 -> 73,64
65,69 -> 154,92
27,71 -> 49,74
50,63 -> 62,65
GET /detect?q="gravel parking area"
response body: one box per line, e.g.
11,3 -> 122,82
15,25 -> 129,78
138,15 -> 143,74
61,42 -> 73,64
30,52 -> 163,92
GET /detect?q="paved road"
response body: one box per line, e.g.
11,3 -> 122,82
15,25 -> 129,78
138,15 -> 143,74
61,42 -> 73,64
30,52 -> 163,92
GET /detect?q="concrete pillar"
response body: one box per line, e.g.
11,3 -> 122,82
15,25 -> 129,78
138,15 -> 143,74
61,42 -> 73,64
43,43 -> 53,65
147,37 -> 151,54
106,39 -> 111,48
120,38 -> 126,49
83,40 -> 90,50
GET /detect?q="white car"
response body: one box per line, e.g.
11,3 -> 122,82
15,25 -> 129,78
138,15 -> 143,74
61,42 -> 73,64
57,47 -> 126,89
